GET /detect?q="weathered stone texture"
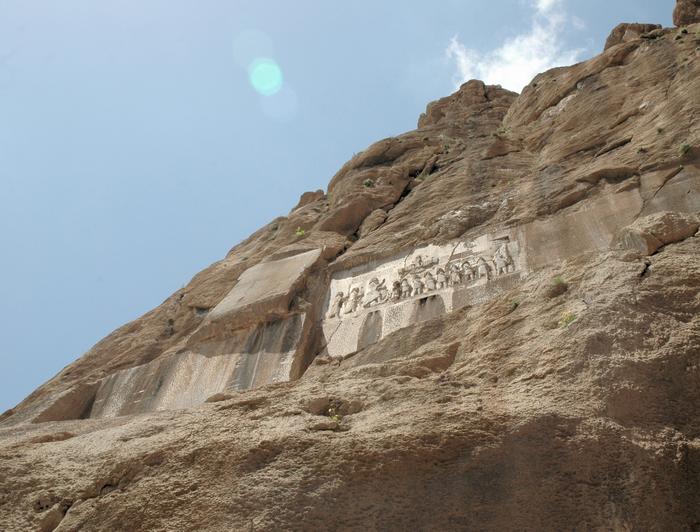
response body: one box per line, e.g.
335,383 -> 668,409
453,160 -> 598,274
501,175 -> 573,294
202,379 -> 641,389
673,0 -> 700,26
604,23 -> 662,50
2,5 -> 700,530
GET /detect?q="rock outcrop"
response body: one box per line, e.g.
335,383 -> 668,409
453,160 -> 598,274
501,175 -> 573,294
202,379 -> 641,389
674,0 -> 700,26
1,4 -> 700,530
604,23 -> 662,50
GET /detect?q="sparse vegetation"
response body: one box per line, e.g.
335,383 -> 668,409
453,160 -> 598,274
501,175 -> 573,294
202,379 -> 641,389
416,165 -> 432,182
558,311 -> 577,328
363,178 -> 375,188
637,147 -> 648,154
656,127 -> 664,134
679,143 -> 692,157
510,300 -> 520,312
327,406 -> 342,424
494,125 -> 510,138
295,227 -> 306,237
545,276 -> 568,299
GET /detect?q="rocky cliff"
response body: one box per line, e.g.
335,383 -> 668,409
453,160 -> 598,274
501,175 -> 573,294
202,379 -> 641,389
1,5 -> 700,531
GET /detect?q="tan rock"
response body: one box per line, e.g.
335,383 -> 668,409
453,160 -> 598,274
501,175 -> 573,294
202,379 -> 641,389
673,0 -> 700,26
2,3 -> 700,529
613,211 -> 699,255
205,248 -> 322,329
357,208 -> 387,238
604,23 -> 662,50
291,189 -> 325,212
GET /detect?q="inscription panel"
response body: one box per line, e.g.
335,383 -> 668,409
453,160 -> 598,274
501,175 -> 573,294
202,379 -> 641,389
321,233 -> 523,357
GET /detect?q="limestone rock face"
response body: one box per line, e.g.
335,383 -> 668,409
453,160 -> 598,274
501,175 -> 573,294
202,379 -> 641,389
2,6 -> 700,531
674,0 -> 700,25
613,211 -> 699,256
604,23 -> 662,50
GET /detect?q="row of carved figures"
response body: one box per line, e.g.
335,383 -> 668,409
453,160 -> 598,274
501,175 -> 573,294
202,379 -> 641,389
327,244 -> 515,318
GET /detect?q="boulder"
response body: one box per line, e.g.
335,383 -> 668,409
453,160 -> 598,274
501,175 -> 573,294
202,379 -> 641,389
604,23 -> 662,50
673,0 -> 700,26
612,211 -> 699,256
291,189 -> 325,212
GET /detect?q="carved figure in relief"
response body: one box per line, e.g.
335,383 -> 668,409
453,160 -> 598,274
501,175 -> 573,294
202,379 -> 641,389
424,271 -> 436,291
364,278 -> 388,308
328,291 -> 345,318
400,278 -> 412,299
435,268 -> 447,289
447,263 -> 462,286
461,261 -> 476,282
493,243 -> 514,275
400,254 -> 439,278
411,274 -> 424,295
344,287 -> 364,314
391,281 -> 402,301
476,256 -> 491,279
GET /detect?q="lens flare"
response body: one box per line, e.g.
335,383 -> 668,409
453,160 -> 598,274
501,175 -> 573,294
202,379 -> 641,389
248,58 -> 283,96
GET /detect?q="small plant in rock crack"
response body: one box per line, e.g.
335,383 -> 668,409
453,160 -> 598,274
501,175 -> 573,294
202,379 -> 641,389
363,178 -> 375,188
558,311 -> 577,328
510,300 -> 520,312
416,166 -> 431,182
295,227 -> 306,237
679,143 -> 692,157
327,406 -> 342,423
493,125 -> 510,138
545,275 -> 569,299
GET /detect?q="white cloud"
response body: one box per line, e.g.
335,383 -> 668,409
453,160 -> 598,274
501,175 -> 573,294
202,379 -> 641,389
535,0 -> 560,14
445,0 -> 582,93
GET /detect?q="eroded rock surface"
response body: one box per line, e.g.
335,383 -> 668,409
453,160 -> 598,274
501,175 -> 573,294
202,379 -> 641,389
1,6 -> 700,530
674,0 -> 700,26
604,23 -> 662,50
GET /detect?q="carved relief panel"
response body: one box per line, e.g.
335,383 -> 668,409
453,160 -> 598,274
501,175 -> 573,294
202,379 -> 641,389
321,232 -> 523,357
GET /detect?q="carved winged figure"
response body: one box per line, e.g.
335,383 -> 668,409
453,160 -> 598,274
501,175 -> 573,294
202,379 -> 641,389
401,255 -> 440,278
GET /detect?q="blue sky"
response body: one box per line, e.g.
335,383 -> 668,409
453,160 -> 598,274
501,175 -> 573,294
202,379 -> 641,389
0,1 -> 672,412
